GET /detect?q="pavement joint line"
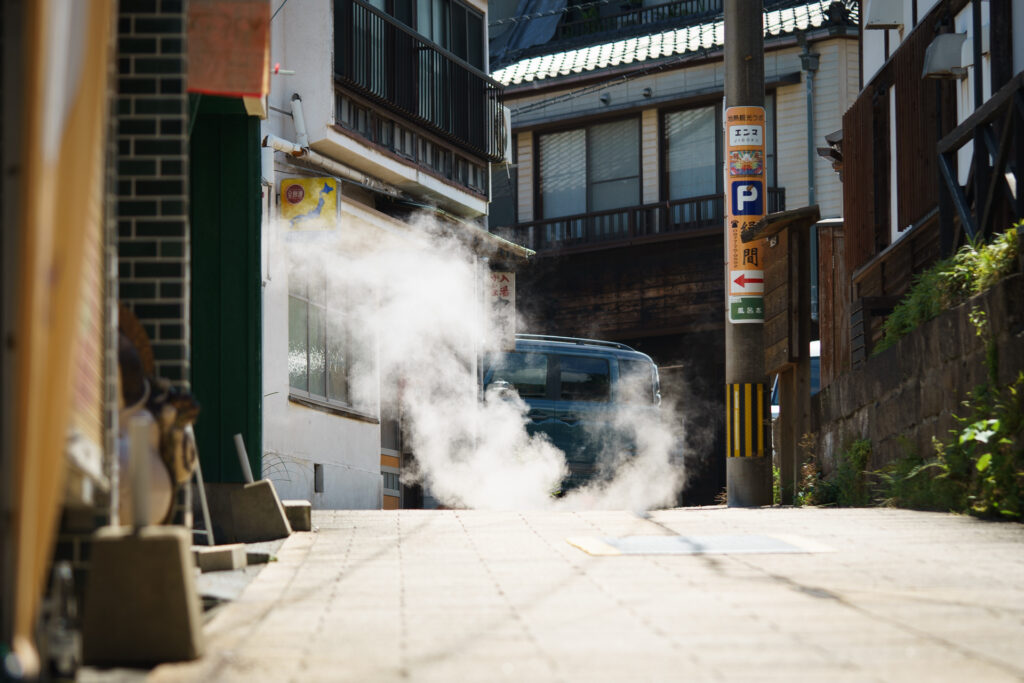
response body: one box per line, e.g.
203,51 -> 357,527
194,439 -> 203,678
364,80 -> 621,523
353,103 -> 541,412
636,518 -> 879,680
398,509 -> 410,680
293,519 -> 354,682
520,512 -> 703,673
728,551 -> 1024,680
450,510 -> 566,683
183,530 -> 316,682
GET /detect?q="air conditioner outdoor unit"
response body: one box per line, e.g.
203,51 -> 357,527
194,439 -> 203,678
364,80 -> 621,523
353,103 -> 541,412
864,0 -> 903,30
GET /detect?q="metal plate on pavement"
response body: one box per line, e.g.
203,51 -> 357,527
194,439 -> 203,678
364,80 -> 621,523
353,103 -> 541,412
566,534 -> 833,556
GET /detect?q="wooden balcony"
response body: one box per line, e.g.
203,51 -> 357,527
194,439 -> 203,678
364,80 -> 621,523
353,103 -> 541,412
500,189 -> 785,255
334,0 -> 504,161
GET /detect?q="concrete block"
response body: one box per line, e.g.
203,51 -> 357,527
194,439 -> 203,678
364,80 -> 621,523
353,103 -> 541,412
82,526 -> 203,665
246,551 -> 272,565
202,481 -> 292,544
282,500 -> 312,531
230,480 -> 292,543
194,543 -> 247,573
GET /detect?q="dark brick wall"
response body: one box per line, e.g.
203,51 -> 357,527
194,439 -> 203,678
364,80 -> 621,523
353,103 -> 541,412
116,0 -> 190,386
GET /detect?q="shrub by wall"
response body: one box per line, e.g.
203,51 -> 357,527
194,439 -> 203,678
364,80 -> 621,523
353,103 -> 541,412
813,273 -> 1024,476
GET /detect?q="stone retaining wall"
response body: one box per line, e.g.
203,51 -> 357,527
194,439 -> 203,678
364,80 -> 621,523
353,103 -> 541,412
813,272 -> 1024,474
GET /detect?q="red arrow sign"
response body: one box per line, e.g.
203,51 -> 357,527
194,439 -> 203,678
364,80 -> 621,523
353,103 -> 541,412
733,273 -> 764,288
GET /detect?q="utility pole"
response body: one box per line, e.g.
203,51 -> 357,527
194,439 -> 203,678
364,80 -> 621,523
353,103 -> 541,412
723,0 -> 771,506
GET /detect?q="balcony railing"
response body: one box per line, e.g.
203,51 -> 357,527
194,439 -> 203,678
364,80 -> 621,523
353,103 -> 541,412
500,189 -> 785,253
556,0 -> 721,42
334,0 -> 504,161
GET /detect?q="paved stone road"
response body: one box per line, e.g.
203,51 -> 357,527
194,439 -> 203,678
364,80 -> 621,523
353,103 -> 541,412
151,507 -> 1024,682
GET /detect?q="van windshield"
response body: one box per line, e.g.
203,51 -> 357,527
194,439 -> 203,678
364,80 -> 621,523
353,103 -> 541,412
618,358 -> 657,404
486,352 -> 548,398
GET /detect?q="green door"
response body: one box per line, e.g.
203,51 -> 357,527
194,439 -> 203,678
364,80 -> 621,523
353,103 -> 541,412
189,95 -> 262,482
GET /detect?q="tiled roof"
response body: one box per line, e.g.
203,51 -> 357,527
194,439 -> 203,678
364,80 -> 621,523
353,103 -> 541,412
492,1 -> 857,87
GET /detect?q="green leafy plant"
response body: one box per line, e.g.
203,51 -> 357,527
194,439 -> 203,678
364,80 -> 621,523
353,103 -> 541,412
834,439 -> 872,506
772,465 -> 781,505
793,439 -> 873,507
794,455 -> 835,506
878,374 -> 1024,519
875,225 -> 1019,354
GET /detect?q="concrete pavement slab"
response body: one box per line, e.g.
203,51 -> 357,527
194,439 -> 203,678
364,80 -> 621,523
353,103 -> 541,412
150,507 -> 1024,682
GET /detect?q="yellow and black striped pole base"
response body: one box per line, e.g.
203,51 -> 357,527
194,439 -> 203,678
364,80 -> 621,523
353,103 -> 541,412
726,383 -> 772,506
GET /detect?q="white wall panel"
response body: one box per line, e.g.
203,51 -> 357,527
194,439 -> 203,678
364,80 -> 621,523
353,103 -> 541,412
517,131 -> 534,222
641,108 -> 659,204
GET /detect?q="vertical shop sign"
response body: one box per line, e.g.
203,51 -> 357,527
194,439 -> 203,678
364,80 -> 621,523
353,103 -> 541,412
187,0 -> 270,98
487,271 -> 516,351
725,106 -> 767,323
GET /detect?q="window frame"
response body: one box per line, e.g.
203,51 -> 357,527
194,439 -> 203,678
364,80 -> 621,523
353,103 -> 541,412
660,100 -> 724,202
288,273 -> 375,420
659,93 -> 778,202
535,115 -> 642,220
556,354 -> 611,403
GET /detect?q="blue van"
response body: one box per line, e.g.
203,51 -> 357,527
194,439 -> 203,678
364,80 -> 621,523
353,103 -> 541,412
483,334 -> 661,489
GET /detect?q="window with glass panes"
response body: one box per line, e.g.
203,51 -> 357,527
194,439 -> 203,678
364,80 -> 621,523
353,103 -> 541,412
538,118 -> 641,219
663,94 -> 775,200
288,271 -> 354,407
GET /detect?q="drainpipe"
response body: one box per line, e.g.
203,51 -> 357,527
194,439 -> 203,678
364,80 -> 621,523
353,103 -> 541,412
264,91 -> 400,197
800,38 -> 820,322
290,93 -> 309,149
800,41 -> 820,206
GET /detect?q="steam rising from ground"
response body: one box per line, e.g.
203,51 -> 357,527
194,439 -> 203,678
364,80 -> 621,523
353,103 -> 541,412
286,214 -> 685,511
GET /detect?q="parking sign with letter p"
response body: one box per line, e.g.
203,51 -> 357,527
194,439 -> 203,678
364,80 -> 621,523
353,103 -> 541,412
731,180 -> 763,216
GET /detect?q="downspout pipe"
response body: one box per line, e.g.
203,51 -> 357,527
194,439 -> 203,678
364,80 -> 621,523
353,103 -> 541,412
800,38 -> 820,322
290,93 -> 309,149
265,91 -> 400,197
800,39 -> 820,207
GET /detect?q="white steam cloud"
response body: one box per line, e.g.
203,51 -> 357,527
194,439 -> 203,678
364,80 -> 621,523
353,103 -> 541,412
284,213 -> 685,511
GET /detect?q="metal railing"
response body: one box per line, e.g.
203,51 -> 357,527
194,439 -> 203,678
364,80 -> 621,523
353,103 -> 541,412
937,70 -> 1024,247
556,0 -> 720,41
501,188 -> 785,252
334,0 -> 504,161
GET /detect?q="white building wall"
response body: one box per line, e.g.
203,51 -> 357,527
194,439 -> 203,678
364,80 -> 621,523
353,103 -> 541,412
260,191 -> 389,509
263,0 -> 499,510
271,0 -> 335,144
260,0 -> 385,510
775,79 -> 808,208
810,41 -> 851,218
771,41 -> 848,219
843,38 -> 860,119
861,24 -> 887,85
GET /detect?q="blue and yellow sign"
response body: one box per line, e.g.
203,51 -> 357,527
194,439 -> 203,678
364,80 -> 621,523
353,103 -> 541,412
280,177 -> 339,230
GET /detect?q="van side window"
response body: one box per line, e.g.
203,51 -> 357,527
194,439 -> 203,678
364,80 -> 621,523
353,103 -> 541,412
618,358 -> 655,404
488,352 -> 548,398
559,356 -> 610,402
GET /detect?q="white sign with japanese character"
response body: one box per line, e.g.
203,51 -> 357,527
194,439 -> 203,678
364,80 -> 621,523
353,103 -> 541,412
487,271 -> 516,351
